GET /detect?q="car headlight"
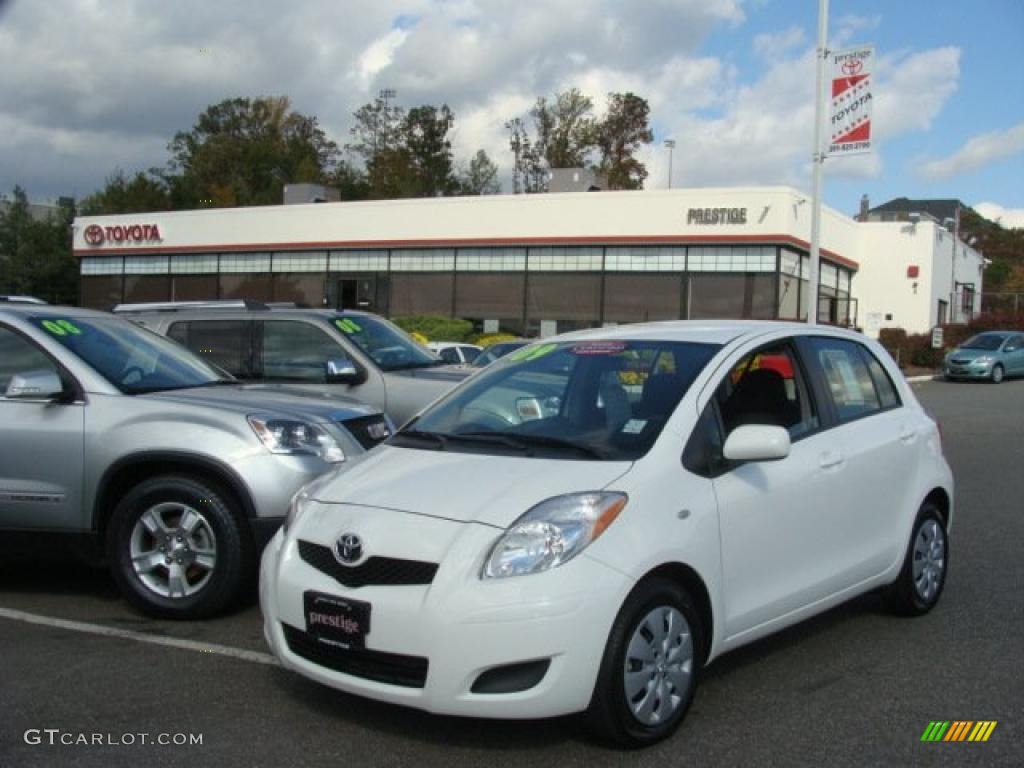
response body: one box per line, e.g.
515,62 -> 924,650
247,414 -> 345,463
973,356 -> 993,365
482,492 -> 628,579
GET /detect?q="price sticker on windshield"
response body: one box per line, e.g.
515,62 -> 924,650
335,318 -> 362,334
41,319 -> 82,336
572,341 -> 626,356
508,343 -> 558,362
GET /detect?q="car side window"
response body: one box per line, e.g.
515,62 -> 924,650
716,342 -> 818,439
1006,335 -> 1023,352
438,347 -> 461,364
261,321 -> 349,383
0,326 -> 59,394
169,320 -> 254,378
808,337 -> 885,422
857,345 -> 901,409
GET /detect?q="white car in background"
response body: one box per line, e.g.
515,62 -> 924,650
260,321 -> 953,747
426,341 -> 482,365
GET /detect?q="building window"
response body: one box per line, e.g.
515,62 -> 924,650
455,247 -> 526,271
604,274 -> 682,322
170,254 -> 218,274
171,275 -> 218,301
527,273 -> 602,325
688,273 -> 776,319
272,251 -> 327,273
604,246 -> 685,272
391,249 -> 455,271
80,257 -> 124,276
330,250 -> 389,272
220,273 -> 273,302
124,256 -> 169,275
220,253 -> 271,273
527,246 -> 603,271
390,273 -> 454,315
454,273 -> 526,322
123,275 -> 170,303
80,276 -> 123,310
689,246 -> 775,273
273,273 -> 326,306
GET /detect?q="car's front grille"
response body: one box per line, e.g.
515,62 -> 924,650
298,540 -> 439,588
340,415 -> 392,450
281,623 -> 429,688
949,358 -> 972,365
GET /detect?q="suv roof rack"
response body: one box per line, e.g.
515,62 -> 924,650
0,295 -> 48,305
112,299 -> 270,313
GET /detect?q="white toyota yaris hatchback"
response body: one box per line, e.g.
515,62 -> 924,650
261,321 -> 953,747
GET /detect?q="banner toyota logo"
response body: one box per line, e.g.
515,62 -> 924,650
841,58 -> 863,76
84,225 -> 105,245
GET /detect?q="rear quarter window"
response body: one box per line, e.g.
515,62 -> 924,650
808,337 -> 893,422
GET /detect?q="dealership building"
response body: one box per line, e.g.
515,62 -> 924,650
72,187 -> 983,337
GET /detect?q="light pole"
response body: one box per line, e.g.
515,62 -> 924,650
664,139 -> 676,189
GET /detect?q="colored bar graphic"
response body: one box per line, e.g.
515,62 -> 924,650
921,720 -> 996,742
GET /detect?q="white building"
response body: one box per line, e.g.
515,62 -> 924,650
72,187 -> 983,337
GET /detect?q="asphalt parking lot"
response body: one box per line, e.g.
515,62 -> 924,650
1,379 -> 1021,768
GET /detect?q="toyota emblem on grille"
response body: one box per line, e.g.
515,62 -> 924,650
335,534 -> 363,564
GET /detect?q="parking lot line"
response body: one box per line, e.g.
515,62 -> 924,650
0,606 -> 278,666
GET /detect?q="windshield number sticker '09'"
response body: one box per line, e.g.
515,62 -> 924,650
508,343 -> 558,362
335,318 -> 363,334
41,320 -> 82,336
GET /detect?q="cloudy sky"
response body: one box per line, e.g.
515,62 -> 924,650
1,0 -> 1022,225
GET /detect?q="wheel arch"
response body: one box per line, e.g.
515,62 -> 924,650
923,486 -> 952,529
638,562 -> 714,664
93,452 -> 257,540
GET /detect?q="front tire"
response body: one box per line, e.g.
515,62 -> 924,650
107,475 -> 252,619
586,578 -> 704,748
887,502 -> 948,616
991,364 -> 1004,384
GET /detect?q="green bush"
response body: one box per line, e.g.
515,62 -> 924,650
471,332 -> 520,347
392,315 -> 474,343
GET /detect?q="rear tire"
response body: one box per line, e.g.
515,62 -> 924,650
107,475 -> 252,619
887,502 -> 948,616
586,578 -> 704,748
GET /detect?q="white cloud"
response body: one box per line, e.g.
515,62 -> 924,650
354,28 -> 411,90
919,123 -> 1024,180
753,26 -> 805,59
973,202 -> 1024,229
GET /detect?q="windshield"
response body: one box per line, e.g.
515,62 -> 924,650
473,341 -> 527,367
961,333 -> 1007,351
394,339 -> 720,461
329,315 -> 441,372
31,316 -> 228,394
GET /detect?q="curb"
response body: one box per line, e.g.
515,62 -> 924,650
905,374 -> 940,383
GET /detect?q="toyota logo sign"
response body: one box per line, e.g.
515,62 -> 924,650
335,534 -> 363,564
841,59 -> 863,76
83,225 -> 105,245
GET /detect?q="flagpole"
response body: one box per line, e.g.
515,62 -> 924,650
808,0 -> 829,324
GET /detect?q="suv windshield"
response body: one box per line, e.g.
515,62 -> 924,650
394,339 -> 720,461
31,315 -> 227,394
961,333 -> 1007,351
329,315 -> 441,372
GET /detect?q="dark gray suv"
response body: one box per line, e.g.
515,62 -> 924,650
0,304 -> 392,619
119,302 -> 471,425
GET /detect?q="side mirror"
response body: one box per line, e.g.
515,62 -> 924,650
5,370 -> 65,400
723,425 -> 791,462
325,358 -> 365,385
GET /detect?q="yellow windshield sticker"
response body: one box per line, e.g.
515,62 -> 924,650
509,343 -> 557,362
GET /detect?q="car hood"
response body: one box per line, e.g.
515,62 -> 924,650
143,383 -> 380,422
307,445 -> 633,528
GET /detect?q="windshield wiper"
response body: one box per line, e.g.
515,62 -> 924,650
394,428 -> 449,449
457,431 -> 604,459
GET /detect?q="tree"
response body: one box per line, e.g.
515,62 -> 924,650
597,92 -> 654,190
0,187 -> 78,305
457,150 -> 500,195
961,208 -> 1024,294
79,169 -> 170,215
166,96 -> 339,207
402,105 -> 458,197
347,96 -> 407,198
506,88 -> 601,193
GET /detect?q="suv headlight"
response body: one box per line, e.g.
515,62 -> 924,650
248,414 -> 345,463
482,492 -> 628,579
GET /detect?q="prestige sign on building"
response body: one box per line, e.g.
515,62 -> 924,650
828,47 -> 874,157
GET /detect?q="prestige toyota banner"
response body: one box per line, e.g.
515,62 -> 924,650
828,47 -> 874,157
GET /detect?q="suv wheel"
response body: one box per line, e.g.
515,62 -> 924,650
887,502 -> 948,616
107,475 -> 251,619
586,578 -> 703,748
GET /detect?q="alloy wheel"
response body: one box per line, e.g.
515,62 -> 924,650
129,502 -> 218,599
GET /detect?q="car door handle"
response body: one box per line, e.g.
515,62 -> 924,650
899,426 -> 917,444
819,449 -> 844,469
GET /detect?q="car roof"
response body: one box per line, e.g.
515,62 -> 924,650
0,304 -> 117,320
552,319 -> 859,346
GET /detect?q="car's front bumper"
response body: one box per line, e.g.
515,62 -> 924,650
259,510 -> 633,719
944,362 -> 993,380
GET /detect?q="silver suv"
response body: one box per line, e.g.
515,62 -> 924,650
118,302 -> 471,426
0,304 -> 392,619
